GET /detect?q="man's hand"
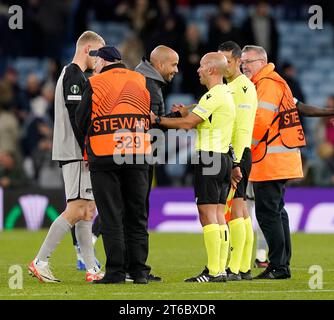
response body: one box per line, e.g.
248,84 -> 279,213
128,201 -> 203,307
231,166 -> 242,189
171,104 -> 189,117
150,111 -> 157,124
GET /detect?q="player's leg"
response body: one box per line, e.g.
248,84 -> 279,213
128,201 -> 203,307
185,153 -> 227,283
92,215 -> 101,244
226,197 -> 245,280
73,162 -> 103,281
29,199 -> 87,282
197,204 -> 222,279
239,202 -> 254,279
232,149 -> 253,279
71,226 -> 86,271
217,204 -> 229,280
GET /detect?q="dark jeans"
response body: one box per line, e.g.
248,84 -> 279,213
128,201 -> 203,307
253,180 -> 291,270
91,167 -> 151,280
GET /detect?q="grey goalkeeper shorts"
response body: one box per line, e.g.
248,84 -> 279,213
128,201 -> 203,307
61,161 -> 94,201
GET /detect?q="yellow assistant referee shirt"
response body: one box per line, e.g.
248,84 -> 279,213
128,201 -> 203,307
227,74 -> 257,163
192,84 -> 236,153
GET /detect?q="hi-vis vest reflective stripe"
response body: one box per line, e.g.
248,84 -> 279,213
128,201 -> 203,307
252,76 -> 306,164
249,63 -> 303,181
88,68 -> 151,157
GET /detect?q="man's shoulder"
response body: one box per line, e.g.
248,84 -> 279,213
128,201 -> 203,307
63,63 -> 84,78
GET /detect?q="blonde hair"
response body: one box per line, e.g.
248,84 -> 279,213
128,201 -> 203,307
76,31 -> 105,48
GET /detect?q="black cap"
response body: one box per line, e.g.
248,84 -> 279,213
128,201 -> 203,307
89,46 -> 122,62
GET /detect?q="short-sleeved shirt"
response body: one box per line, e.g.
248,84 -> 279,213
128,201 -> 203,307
52,63 -> 87,161
227,74 -> 258,163
192,84 -> 235,153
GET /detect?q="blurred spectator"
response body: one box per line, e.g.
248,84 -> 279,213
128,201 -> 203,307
241,1 -> 279,63
0,151 -> 27,189
0,104 -> 20,158
35,0 -> 69,58
219,0 -> 235,16
155,0 -> 186,34
281,62 -> 307,132
119,34 -> 145,70
316,96 -> 334,146
208,12 -> 242,52
22,0 -> 44,57
281,62 -> 305,103
2,68 -> 25,121
148,14 -> 184,54
94,0 -> 130,22
21,116 -> 53,182
129,0 -> 157,49
146,0 -> 185,54
46,59 -> 61,84
180,24 -> 206,99
312,141 -> 334,186
21,73 -> 42,116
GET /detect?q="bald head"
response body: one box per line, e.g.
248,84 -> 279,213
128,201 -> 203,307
150,45 -> 179,82
201,52 -> 228,76
198,52 -> 228,88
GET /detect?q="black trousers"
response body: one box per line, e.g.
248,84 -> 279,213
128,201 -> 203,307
146,165 -> 154,217
90,167 -> 151,280
253,180 -> 291,269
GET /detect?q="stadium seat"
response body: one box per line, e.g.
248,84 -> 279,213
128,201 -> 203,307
192,4 -> 218,21
88,21 -> 131,46
11,58 -> 48,87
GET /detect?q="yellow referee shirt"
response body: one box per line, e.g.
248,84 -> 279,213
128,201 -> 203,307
227,74 -> 257,163
192,84 -> 236,153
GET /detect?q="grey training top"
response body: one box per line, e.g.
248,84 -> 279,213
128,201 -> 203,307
52,63 -> 86,161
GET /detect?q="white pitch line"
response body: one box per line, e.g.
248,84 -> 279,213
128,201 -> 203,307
1,289 -> 334,298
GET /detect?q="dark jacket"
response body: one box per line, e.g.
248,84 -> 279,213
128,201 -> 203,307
135,58 -> 166,117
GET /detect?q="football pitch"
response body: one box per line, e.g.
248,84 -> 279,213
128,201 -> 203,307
0,231 -> 333,300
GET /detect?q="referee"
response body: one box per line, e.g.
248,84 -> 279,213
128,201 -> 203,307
151,52 -> 235,282
76,46 -> 152,284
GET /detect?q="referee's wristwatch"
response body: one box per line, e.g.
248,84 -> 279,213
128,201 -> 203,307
155,116 -> 161,125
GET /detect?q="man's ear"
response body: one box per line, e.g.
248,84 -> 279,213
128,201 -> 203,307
85,44 -> 91,55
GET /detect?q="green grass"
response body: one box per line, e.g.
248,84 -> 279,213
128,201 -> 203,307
0,231 -> 333,300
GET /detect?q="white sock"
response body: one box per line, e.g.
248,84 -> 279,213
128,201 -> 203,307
75,220 -> 96,271
36,216 -> 72,262
74,245 -> 84,262
92,235 -> 98,246
256,249 -> 267,262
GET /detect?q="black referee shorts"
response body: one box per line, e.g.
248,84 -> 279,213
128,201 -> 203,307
234,148 -> 252,200
194,151 -> 232,205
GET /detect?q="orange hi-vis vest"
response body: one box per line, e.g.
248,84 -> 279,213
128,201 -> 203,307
88,67 -> 151,157
249,63 -> 305,182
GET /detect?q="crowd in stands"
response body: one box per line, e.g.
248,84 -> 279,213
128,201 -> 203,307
0,0 -> 334,189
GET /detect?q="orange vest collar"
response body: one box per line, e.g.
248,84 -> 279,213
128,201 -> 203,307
251,63 -> 275,84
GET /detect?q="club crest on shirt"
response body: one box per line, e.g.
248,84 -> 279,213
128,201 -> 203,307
70,85 -> 80,94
